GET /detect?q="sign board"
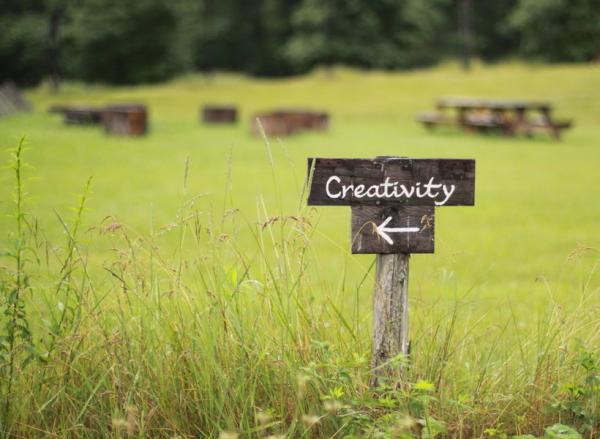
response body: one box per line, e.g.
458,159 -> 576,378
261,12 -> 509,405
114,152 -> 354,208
351,206 -> 434,254
307,156 -> 475,255
307,157 -> 475,207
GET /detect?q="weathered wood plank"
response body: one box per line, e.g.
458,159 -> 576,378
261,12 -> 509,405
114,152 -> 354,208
370,253 -> 410,386
307,157 -> 475,206
437,97 -> 552,111
351,206 -> 434,254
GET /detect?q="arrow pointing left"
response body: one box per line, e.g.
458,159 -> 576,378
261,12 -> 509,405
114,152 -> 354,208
375,216 -> 420,245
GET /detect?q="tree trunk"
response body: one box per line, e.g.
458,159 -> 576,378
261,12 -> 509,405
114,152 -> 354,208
47,6 -> 64,92
459,0 -> 472,71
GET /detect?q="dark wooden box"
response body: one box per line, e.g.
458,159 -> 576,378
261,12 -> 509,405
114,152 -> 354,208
102,104 -> 148,136
202,105 -> 237,123
251,109 -> 330,137
62,106 -> 104,125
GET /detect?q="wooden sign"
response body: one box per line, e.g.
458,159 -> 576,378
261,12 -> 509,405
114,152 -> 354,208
306,155 -> 476,386
307,157 -> 475,207
352,206 -> 434,254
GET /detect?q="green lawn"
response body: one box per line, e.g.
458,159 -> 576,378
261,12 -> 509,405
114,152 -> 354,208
0,63 -> 599,437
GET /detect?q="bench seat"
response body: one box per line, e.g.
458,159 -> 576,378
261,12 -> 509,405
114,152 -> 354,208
416,112 -> 455,126
529,118 -> 573,129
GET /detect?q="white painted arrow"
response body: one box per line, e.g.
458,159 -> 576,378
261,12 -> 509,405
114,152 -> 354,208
376,216 -> 420,245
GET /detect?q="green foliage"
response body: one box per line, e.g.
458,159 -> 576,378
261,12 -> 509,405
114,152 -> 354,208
192,0 -> 298,76
285,0 -> 452,70
551,345 -> 600,433
511,0 -> 600,62
543,424 -> 582,439
2,0 -> 599,85
511,424 -> 582,439
471,0 -> 519,61
61,0 -> 181,84
284,0 -> 330,70
0,7 -> 48,85
0,138 -> 38,434
400,0 -> 453,67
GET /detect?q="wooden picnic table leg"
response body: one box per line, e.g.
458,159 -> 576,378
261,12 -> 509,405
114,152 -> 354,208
458,107 -> 469,132
493,109 -> 512,136
514,108 -> 531,137
540,108 -> 560,140
489,108 -> 512,136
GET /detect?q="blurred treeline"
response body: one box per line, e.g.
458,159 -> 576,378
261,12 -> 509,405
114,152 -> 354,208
1,0 -> 599,86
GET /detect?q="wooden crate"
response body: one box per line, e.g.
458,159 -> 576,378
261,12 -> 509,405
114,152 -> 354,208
202,105 -> 237,123
310,112 -> 329,131
63,107 -> 104,125
102,104 -> 148,136
251,112 -> 295,137
251,109 -> 329,137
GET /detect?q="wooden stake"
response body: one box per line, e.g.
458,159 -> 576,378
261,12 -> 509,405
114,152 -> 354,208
370,253 -> 410,386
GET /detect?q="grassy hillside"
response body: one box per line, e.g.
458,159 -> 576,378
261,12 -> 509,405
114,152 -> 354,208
0,63 -> 599,437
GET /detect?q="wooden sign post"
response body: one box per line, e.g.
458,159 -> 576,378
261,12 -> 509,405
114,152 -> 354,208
307,156 -> 475,385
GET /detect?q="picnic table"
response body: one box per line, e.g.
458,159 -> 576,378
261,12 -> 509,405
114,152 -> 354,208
417,97 -> 572,139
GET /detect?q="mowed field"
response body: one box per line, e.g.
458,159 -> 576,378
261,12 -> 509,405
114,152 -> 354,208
0,63 -> 599,437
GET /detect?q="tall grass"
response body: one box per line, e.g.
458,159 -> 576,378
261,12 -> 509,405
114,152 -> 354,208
0,141 -> 599,438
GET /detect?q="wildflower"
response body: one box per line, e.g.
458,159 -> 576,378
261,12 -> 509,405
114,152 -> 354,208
413,379 -> 435,392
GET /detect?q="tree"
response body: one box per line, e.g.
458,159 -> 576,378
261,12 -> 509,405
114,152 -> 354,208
62,0 -> 181,84
285,0 -> 452,71
511,0 -> 600,62
191,0 -> 298,76
399,0 -> 452,68
471,0 -> 519,61
0,0 -> 49,85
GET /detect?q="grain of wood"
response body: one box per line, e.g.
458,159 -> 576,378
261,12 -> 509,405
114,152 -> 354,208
307,157 -> 475,206
351,205 -> 434,254
371,253 -> 409,387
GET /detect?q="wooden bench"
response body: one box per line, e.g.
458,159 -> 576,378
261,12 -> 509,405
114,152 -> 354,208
417,98 -> 573,139
416,112 -> 455,128
251,108 -> 330,137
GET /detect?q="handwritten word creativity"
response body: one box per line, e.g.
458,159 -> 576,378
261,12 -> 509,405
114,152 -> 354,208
325,176 -> 456,206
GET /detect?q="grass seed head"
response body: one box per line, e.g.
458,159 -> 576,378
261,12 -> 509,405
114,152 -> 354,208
256,410 -> 272,425
323,400 -> 344,414
301,414 -> 320,427
297,374 -> 310,398
395,415 -> 416,431
112,418 -> 127,431
126,405 -> 139,436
